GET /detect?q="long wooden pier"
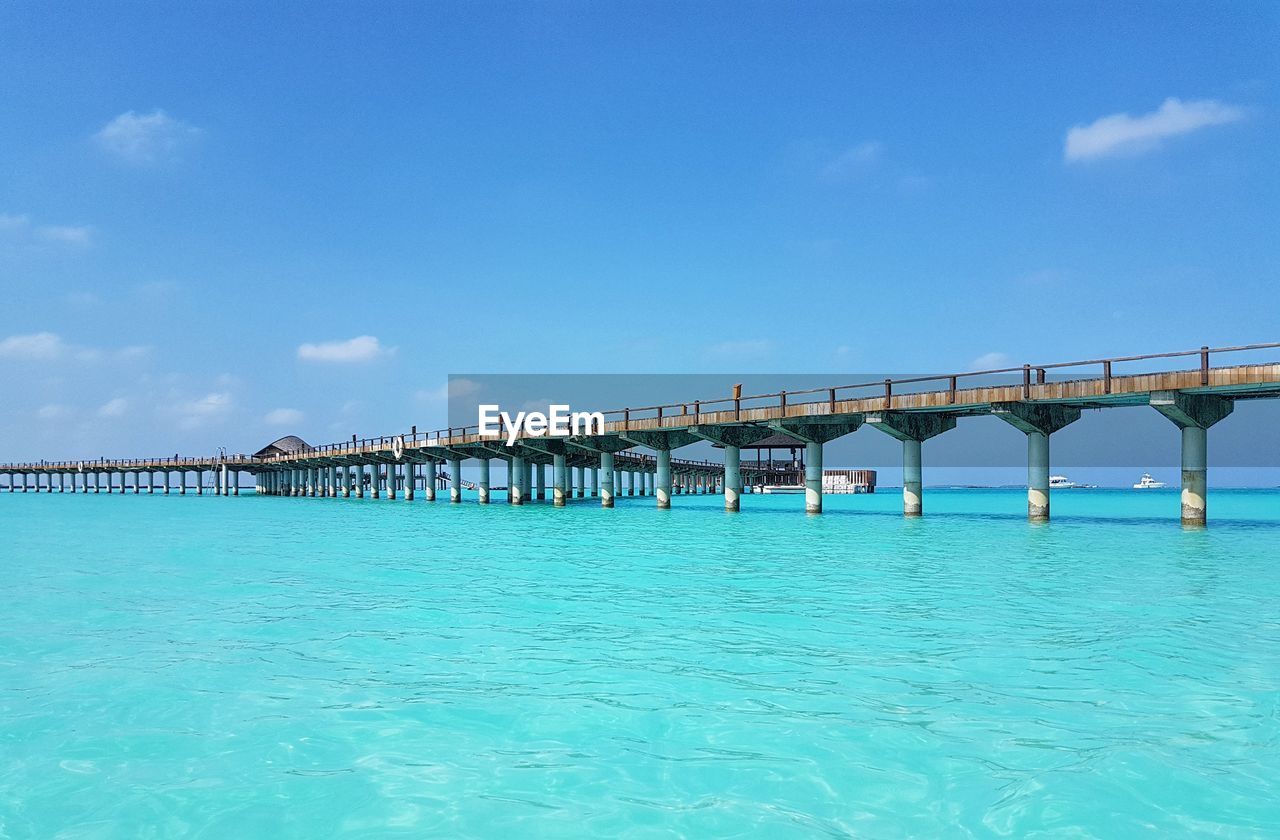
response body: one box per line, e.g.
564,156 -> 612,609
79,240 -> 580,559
4,342 -> 1280,525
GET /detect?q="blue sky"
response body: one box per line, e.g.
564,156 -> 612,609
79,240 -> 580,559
1,2 -> 1277,462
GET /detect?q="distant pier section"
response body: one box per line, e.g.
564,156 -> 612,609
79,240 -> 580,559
4,342 -> 1280,527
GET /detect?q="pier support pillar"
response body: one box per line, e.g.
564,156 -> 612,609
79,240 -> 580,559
372,465 -> 382,499
1180,427 -> 1208,526
404,464 -> 414,501
553,454 -> 567,507
424,460 -> 437,501
765,420 -> 862,514
147,471 -> 154,494
1151,391 -> 1234,527
866,412 -> 956,517
805,442 -> 823,514
1027,433 -> 1050,520
355,464 -> 365,498
449,458 -> 462,503
725,445 -> 741,511
510,456 -> 525,505
574,466 -> 584,499
591,467 -> 599,498
388,464 -> 397,500
164,471 -> 171,494
601,453 -> 615,507
902,439 -> 923,516
992,403 -> 1081,522
656,450 -> 672,509
477,458 -> 490,503
536,463 -> 546,501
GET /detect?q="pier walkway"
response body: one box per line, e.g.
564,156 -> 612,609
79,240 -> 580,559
4,342 -> 1280,525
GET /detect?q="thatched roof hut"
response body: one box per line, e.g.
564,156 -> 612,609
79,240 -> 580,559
253,435 -> 311,459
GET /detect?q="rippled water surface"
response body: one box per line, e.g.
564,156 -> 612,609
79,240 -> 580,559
3,488 -> 1279,837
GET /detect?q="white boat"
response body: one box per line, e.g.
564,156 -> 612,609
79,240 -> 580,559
1133,473 -> 1167,489
761,485 -> 804,494
1049,475 -> 1095,489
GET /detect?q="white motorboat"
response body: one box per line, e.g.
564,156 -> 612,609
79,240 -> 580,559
1049,475 -> 1095,489
1133,473 -> 1167,489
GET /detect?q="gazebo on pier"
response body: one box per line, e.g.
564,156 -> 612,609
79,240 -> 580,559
712,432 -> 806,488
712,432 -> 876,493
252,435 -> 311,460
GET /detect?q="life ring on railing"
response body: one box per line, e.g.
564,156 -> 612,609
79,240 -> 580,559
77,461 -> 85,473
392,435 -> 405,461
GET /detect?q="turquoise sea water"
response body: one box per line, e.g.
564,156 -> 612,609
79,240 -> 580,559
2,488 -> 1278,838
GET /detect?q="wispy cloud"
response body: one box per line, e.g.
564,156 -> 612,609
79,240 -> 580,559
0,332 -> 150,363
264,407 -> 305,426
36,225 -> 93,246
93,109 -> 201,164
97,397 -> 129,418
822,141 -> 883,181
0,332 -> 66,360
1064,98 -> 1245,162
297,335 -> 391,363
706,339 -> 775,361
37,404 -> 71,420
1,214 -> 94,248
170,392 -> 233,430
969,352 -> 1013,371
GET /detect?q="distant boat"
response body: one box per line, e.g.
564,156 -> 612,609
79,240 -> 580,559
1049,475 -> 1096,489
1133,473 -> 1167,489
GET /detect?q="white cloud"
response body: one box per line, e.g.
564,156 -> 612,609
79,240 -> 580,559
171,392 -> 233,430
297,335 -> 391,363
706,339 -> 775,361
1,215 -> 93,248
36,225 -> 93,246
264,407 -> 305,426
0,332 -> 150,364
822,142 -> 883,181
1064,97 -> 1245,162
969,352 -> 1013,371
93,109 -> 201,164
418,377 -> 482,402
37,403 -> 71,420
0,332 -> 66,360
97,397 -> 129,418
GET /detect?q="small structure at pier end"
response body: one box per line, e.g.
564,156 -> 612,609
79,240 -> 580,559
253,436 -> 311,460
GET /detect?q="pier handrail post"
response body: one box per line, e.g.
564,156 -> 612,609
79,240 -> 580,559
883,379 -> 892,410
949,375 -> 957,404
1200,346 -> 1210,386
694,400 -> 700,422
1036,367 -> 1046,385
780,391 -> 787,413
1103,360 -> 1112,394
1023,364 -> 1031,399
828,389 -> 835,413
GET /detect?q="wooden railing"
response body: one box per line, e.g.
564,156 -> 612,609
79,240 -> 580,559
262,340 -> 1280,459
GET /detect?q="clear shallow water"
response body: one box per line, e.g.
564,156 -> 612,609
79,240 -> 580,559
2,488 -> 1278,838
